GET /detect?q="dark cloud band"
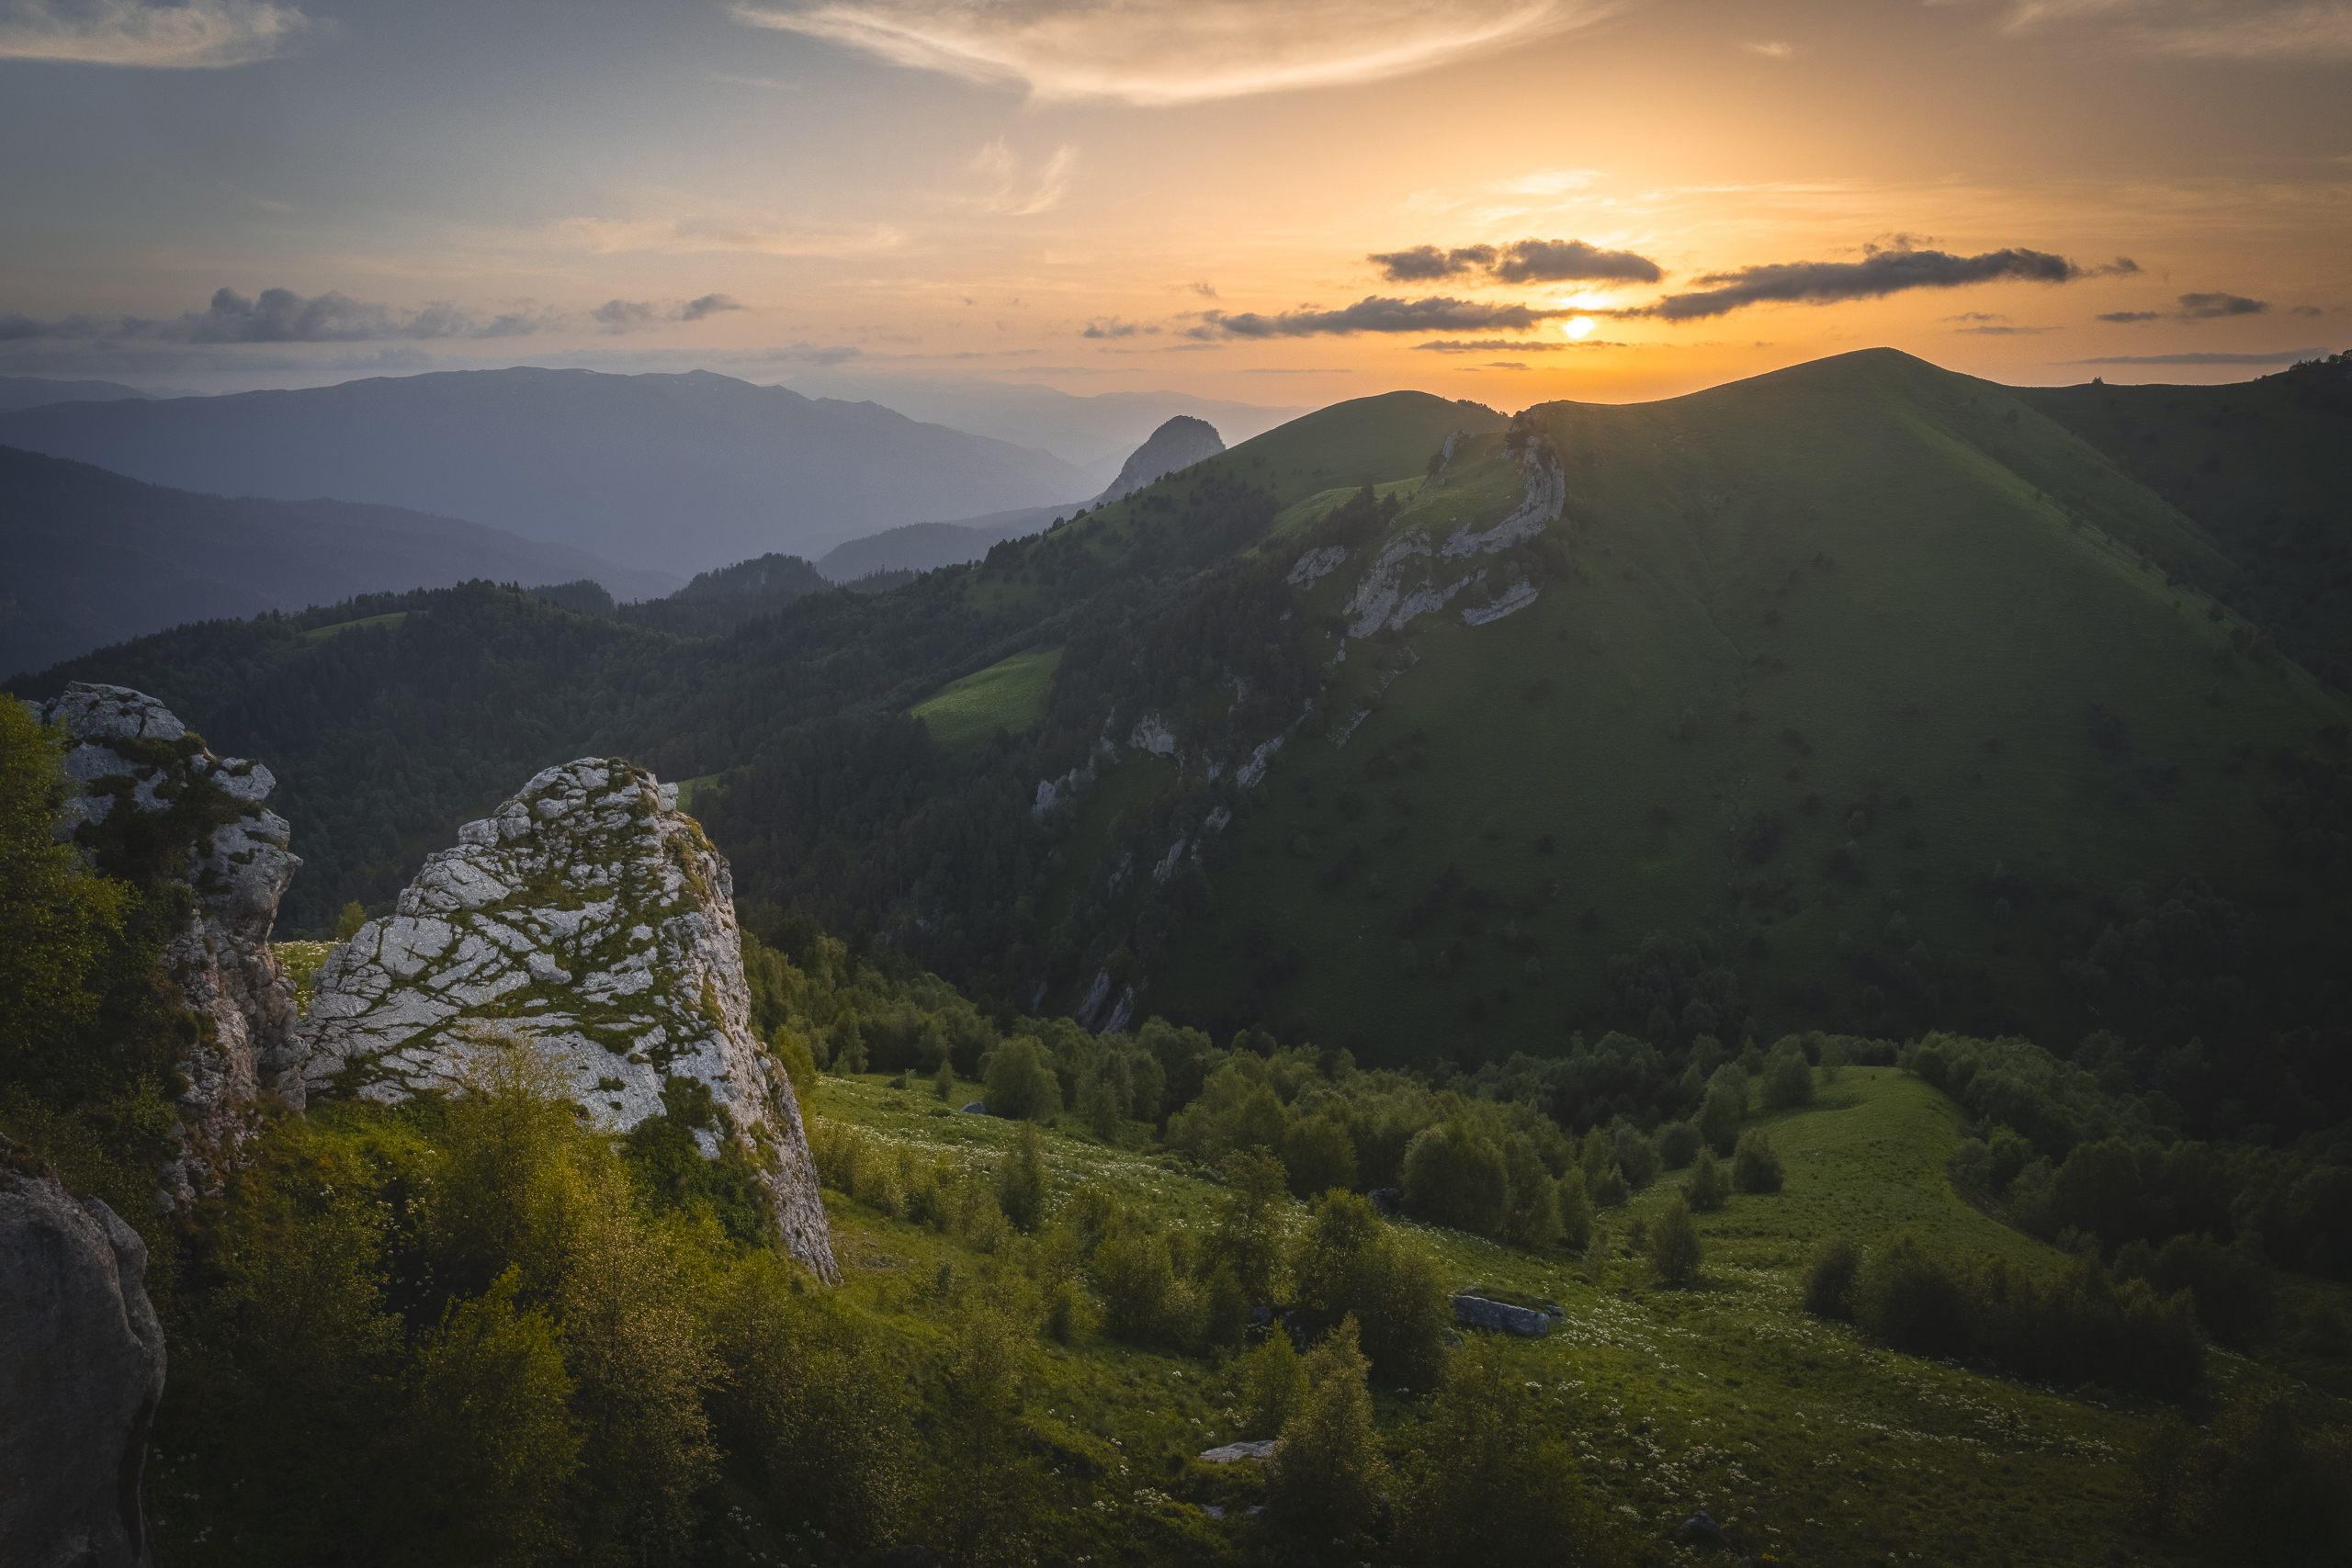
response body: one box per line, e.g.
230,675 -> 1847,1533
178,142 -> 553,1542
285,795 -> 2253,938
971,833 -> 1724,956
1623,246 -> 2120,321
1191,295 -> 1574,338
1368,238 -> 1661,285
1411,337 -> 1623,352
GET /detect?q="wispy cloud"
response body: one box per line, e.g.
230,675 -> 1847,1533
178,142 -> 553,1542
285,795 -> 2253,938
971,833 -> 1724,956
0,287 -> 559,344
0,0 -> 317,67
2176,290 -> 2267,318
1741,38 -> 1795,57
590,294 -> 747,333
1618,243 -> 2130,321
1984,0 -> 2352,60
549,216 -> 906,256
967,139 -> 1077,215
731,0 -> 1626,107
1190,295 -> 1576,339
2071,348 -> 2336,364
1412,336 -> 1624,352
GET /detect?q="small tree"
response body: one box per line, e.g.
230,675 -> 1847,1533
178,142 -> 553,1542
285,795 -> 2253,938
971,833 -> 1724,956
1804,1236 -> 1860,1318
1652,1120 -> 1702,1171
932,1055 -> 956,1102
1557,1168 -> 1593,1252
983,1036 -> 1059,1122
1734,1129 -> 1785,1193
1267,1316 -> 1391,1544
1649,1192 -> 1703,1286
1215,1147 -> 1292,1303
993,1123 -> 1049,1233
1683,1146 -> 1730,1213
1238,1325 -> 1309,1438
1761,1047 -> 1815,1110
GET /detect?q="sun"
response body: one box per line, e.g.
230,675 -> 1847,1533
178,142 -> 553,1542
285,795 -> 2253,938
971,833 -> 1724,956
1563,316 -> 1596,340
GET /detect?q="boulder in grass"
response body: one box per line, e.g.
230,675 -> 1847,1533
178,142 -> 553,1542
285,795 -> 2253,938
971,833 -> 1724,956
962,1100 -> 989,1114
1675,1509 -> 1728,1551
1198,1439 -> 1279,1463
1451,1292 -> 1551,1337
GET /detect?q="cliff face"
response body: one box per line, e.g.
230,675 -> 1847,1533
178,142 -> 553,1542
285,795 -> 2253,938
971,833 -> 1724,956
36,682 -> 302,1205
0,1140 -> 167,1568
295,758 -> 837,1279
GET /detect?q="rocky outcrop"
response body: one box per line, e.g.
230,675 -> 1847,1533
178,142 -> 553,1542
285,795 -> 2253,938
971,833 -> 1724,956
35,682 -> 302,1205
294,759 -> 837,1280
1451,1292 -> 1552,1337
0,1141 -> 167,1568
1091,415 -> 1225,506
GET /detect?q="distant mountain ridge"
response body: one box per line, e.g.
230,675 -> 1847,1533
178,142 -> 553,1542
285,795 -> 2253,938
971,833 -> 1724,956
0,367 -> 1092,573
0,376 -> 157,414
0,446 -> 676,679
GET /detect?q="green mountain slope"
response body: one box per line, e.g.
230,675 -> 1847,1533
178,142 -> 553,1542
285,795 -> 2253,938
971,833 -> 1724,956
1056,351 -> 2346,1099
17,355 -> 2346,1134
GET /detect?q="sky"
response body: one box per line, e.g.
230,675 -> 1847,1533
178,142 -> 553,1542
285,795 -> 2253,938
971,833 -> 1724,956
1,0 -> 2346,410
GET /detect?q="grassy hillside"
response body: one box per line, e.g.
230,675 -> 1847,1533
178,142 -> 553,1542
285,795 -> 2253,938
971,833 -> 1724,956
1112,350 -> 2350,1083
801,1060 -> 2348,1567
912,645 -> 1064,752
2020,353 -> 2352,693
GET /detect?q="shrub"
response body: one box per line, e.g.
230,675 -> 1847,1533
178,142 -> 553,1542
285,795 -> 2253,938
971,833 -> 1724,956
1557,1168 -> 1593,1251
1804,1237 -> 1860,1318
1290,1190 -> 1451,1388
1652,1119 -> 1702,1170
993,1122 -> 1049,1232
1733,1129 -> 1785,1193
1590,1166 -> 1631,1209
932,1055 -> 956,1101
983,1036 -> 1060,1122
1649,1193 -> 1703,1285
1266,1317 -> 1392,1544
1760,1048 -> 1815,1110
1092,1224 -> 1178,1345
1395,1335 -> 1628,1565
1697,1069 -> 1747,1152
1215,1147 -> 1293,1302
1402,1118 -> 1510,1234
1611,1121 -> 1660,1190
1498,1136 -> 1564,1251
1683,1146 -> 1730,1213
1283,1112 -> 1359,1199
1238,1325 -> 1309,1438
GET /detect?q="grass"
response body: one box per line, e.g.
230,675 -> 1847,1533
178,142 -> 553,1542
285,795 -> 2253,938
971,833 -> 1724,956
786,1065 -> 2349,1568
300,611 -> 407,641
673,772 -> 721,812
910,644 -> 1064,753
1133,348 -> 2352,1058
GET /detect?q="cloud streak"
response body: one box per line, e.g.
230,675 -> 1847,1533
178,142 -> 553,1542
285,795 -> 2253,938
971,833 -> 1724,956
1620,244 -> 2131,321
550,216 -> 905,257
731,0 -> 1623,106
1368,238 -> 1663,285
1190,295 -> 1576,339
0,0 -> 315,67
1989,0 -> 2352,61
2072,348 -> 2337,364
1412,336 -> 1624,352
0,287 -> 585,344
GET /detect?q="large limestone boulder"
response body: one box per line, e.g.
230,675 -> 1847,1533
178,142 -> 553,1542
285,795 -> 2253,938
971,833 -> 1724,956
33,682 -> 302,1205
0,1140 -> 167,1568
296,758 -> 836,1280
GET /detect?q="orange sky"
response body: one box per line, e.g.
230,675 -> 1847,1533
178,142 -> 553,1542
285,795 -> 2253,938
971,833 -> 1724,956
2,0 -> 2345,403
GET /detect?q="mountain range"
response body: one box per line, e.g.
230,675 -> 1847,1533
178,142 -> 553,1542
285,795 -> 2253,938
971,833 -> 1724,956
15,349 -> 2348,1145
0,367 -> 1095,573
0,446 -> 678,679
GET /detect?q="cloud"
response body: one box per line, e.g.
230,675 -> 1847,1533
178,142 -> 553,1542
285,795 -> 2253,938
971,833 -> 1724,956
683,293 -> 745,321
2098,310 -> 2162,322
1080,317 -> 1156,339
1412,336 -> 1624,352
1485,361 -> 1529,369
0,287 -> 568,344
1494,168 -> 1606,195
1191,295 -> 1575,339
1367,237 -> 1662,285
2176,290 -> 2267,318
968,139 -> 1077,214
1985,0 -> 2352,61
551,216 -> 905,256
589,295 -> 744,333
2290,304 -> 2327,316
0,0 -> 315,67
1621,243 -> 2098,321
1742,38 -> 1795,56
1955,324 -> 2057,334
2071,348 -> 2337,364
731,0 -> 1625,107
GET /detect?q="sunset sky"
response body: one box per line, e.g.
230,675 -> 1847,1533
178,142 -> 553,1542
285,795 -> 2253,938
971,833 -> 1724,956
3,0 -> 2346,408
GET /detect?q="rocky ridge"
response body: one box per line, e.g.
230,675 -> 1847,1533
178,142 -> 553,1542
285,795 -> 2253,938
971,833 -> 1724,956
296,758 -> 837,1279
1091,414 -> 1226,506
36,682 -> 302,1205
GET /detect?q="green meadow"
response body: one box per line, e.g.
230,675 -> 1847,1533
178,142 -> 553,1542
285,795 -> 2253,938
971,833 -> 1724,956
911,645 -> 1065,752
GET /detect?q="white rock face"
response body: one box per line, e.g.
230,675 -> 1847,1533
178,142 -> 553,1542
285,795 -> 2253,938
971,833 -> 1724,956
1440,443 -> 1565,560
295,758 -> 836,1280
34,683 -> 302,1207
